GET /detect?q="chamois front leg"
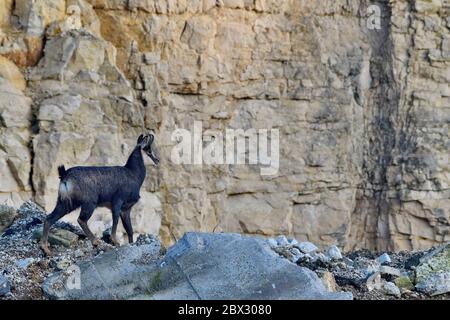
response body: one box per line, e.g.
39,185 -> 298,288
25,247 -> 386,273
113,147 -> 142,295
77,203 -> 100,247
120,208 -> 134,244
110,199 -> 124,246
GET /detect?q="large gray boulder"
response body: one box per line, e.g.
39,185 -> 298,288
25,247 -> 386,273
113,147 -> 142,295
42,233 -> 352,300
42,237 -> 163,300
414,242 -> 450,296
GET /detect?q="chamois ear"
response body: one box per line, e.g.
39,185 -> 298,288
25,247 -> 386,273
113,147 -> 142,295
137,134 -> 144,146
148,133 -> 154,144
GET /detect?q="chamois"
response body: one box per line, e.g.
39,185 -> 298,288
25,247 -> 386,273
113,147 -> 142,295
39,133 -> 159,255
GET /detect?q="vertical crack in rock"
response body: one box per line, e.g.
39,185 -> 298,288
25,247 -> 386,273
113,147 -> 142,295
352,0 -> 449,251
351,0 -> 404,251
366,0 -> 402,251
27,98 -> 41,199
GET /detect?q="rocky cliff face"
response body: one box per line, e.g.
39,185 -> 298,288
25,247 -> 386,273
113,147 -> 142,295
0,0 -> 448,251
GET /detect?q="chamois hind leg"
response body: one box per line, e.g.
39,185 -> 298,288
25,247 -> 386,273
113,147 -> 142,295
110,199 -> 124,246
40,200 -> 72,256
77,203 -> 100,247
120,208 -> 133,244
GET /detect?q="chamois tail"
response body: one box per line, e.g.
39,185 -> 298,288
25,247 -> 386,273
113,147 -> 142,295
57,165 -> 67,180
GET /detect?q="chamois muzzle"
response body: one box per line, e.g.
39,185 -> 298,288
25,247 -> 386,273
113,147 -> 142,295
142,133 -> 159,165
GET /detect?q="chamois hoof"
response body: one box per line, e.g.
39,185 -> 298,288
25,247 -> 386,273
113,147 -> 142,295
40,243 -> 52,256
110,237 -> 120,247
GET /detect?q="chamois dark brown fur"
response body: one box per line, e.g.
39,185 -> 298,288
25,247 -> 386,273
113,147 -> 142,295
39,133 -> 159,255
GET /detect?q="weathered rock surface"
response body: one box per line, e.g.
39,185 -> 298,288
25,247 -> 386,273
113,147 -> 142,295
415,272 -> 450,296
0,1 -> 448,251
326,245 -> 343,260
0,58 -> 32,207
394,275 -> 414,292
0,204 -> 16,232
414,242 -> 450,295
42,240 -> 163,299
32,228 -> 79,248
42,232 -> 352,300
376,253 -> 392,265
317,270 -> 337,292
415,242 -> 450,283
382,281 -> 401,298
268,236 -> 450,299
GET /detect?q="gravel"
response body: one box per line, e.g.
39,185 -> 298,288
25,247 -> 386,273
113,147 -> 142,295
267,236 -> 450,300
0,201 -> 114,300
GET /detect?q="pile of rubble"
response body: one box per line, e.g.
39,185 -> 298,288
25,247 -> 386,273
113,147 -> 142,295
1,202 -> 449,300
268,235 -> 450,300
0,202 -> 114,300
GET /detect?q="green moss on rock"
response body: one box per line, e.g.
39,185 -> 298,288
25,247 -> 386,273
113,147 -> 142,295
415,243 -> 450,284
394,275 -> 414,291
32,228 -> 79,247
149,271 -> 162,291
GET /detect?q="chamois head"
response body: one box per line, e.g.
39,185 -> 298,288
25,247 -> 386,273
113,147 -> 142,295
137,132 -> 159,165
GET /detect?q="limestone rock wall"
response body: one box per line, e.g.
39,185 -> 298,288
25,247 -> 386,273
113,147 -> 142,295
0,0 -> 448,250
